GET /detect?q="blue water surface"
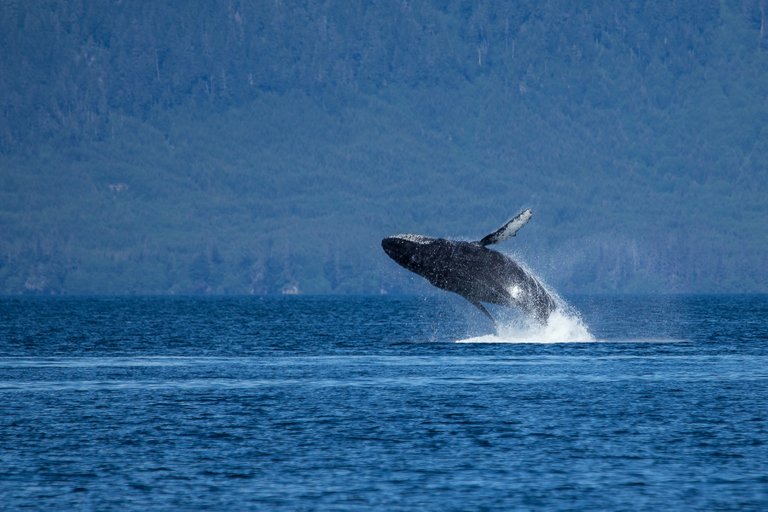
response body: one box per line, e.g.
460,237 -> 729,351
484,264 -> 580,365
1,295 -> 767,511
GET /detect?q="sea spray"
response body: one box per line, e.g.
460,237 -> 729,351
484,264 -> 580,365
457,308 -> 594,343
458,258 -> 595,343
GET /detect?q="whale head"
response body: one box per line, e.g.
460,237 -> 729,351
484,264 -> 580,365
381,234 -> 439,275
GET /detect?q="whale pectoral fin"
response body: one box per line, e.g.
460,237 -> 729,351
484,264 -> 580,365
469,300 -> 496,325
477,208 -> 533,246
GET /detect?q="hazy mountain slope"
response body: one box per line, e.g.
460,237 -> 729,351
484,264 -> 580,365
1,1 -> 766,294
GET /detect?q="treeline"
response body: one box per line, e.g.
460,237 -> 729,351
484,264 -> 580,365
4,0 -> 766,150
0,1 -> 766,295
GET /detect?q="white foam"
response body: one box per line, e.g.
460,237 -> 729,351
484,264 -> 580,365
457,309 -> 595,344
455,255 -> 597,344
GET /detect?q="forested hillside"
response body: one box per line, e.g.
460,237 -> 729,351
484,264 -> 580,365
1,1 -> 766,294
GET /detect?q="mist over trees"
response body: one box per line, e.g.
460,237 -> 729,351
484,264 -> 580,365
1,0 -> 766,295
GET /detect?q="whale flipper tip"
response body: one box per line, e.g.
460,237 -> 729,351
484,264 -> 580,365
477,209 -> 533,246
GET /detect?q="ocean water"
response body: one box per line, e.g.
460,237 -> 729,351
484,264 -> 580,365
1,295 -> 767,511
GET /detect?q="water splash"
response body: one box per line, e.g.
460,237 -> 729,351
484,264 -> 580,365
457,308 -> 594,343
457,264 -> 595,343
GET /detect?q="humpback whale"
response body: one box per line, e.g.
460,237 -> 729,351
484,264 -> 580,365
381,209 -> 556,325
